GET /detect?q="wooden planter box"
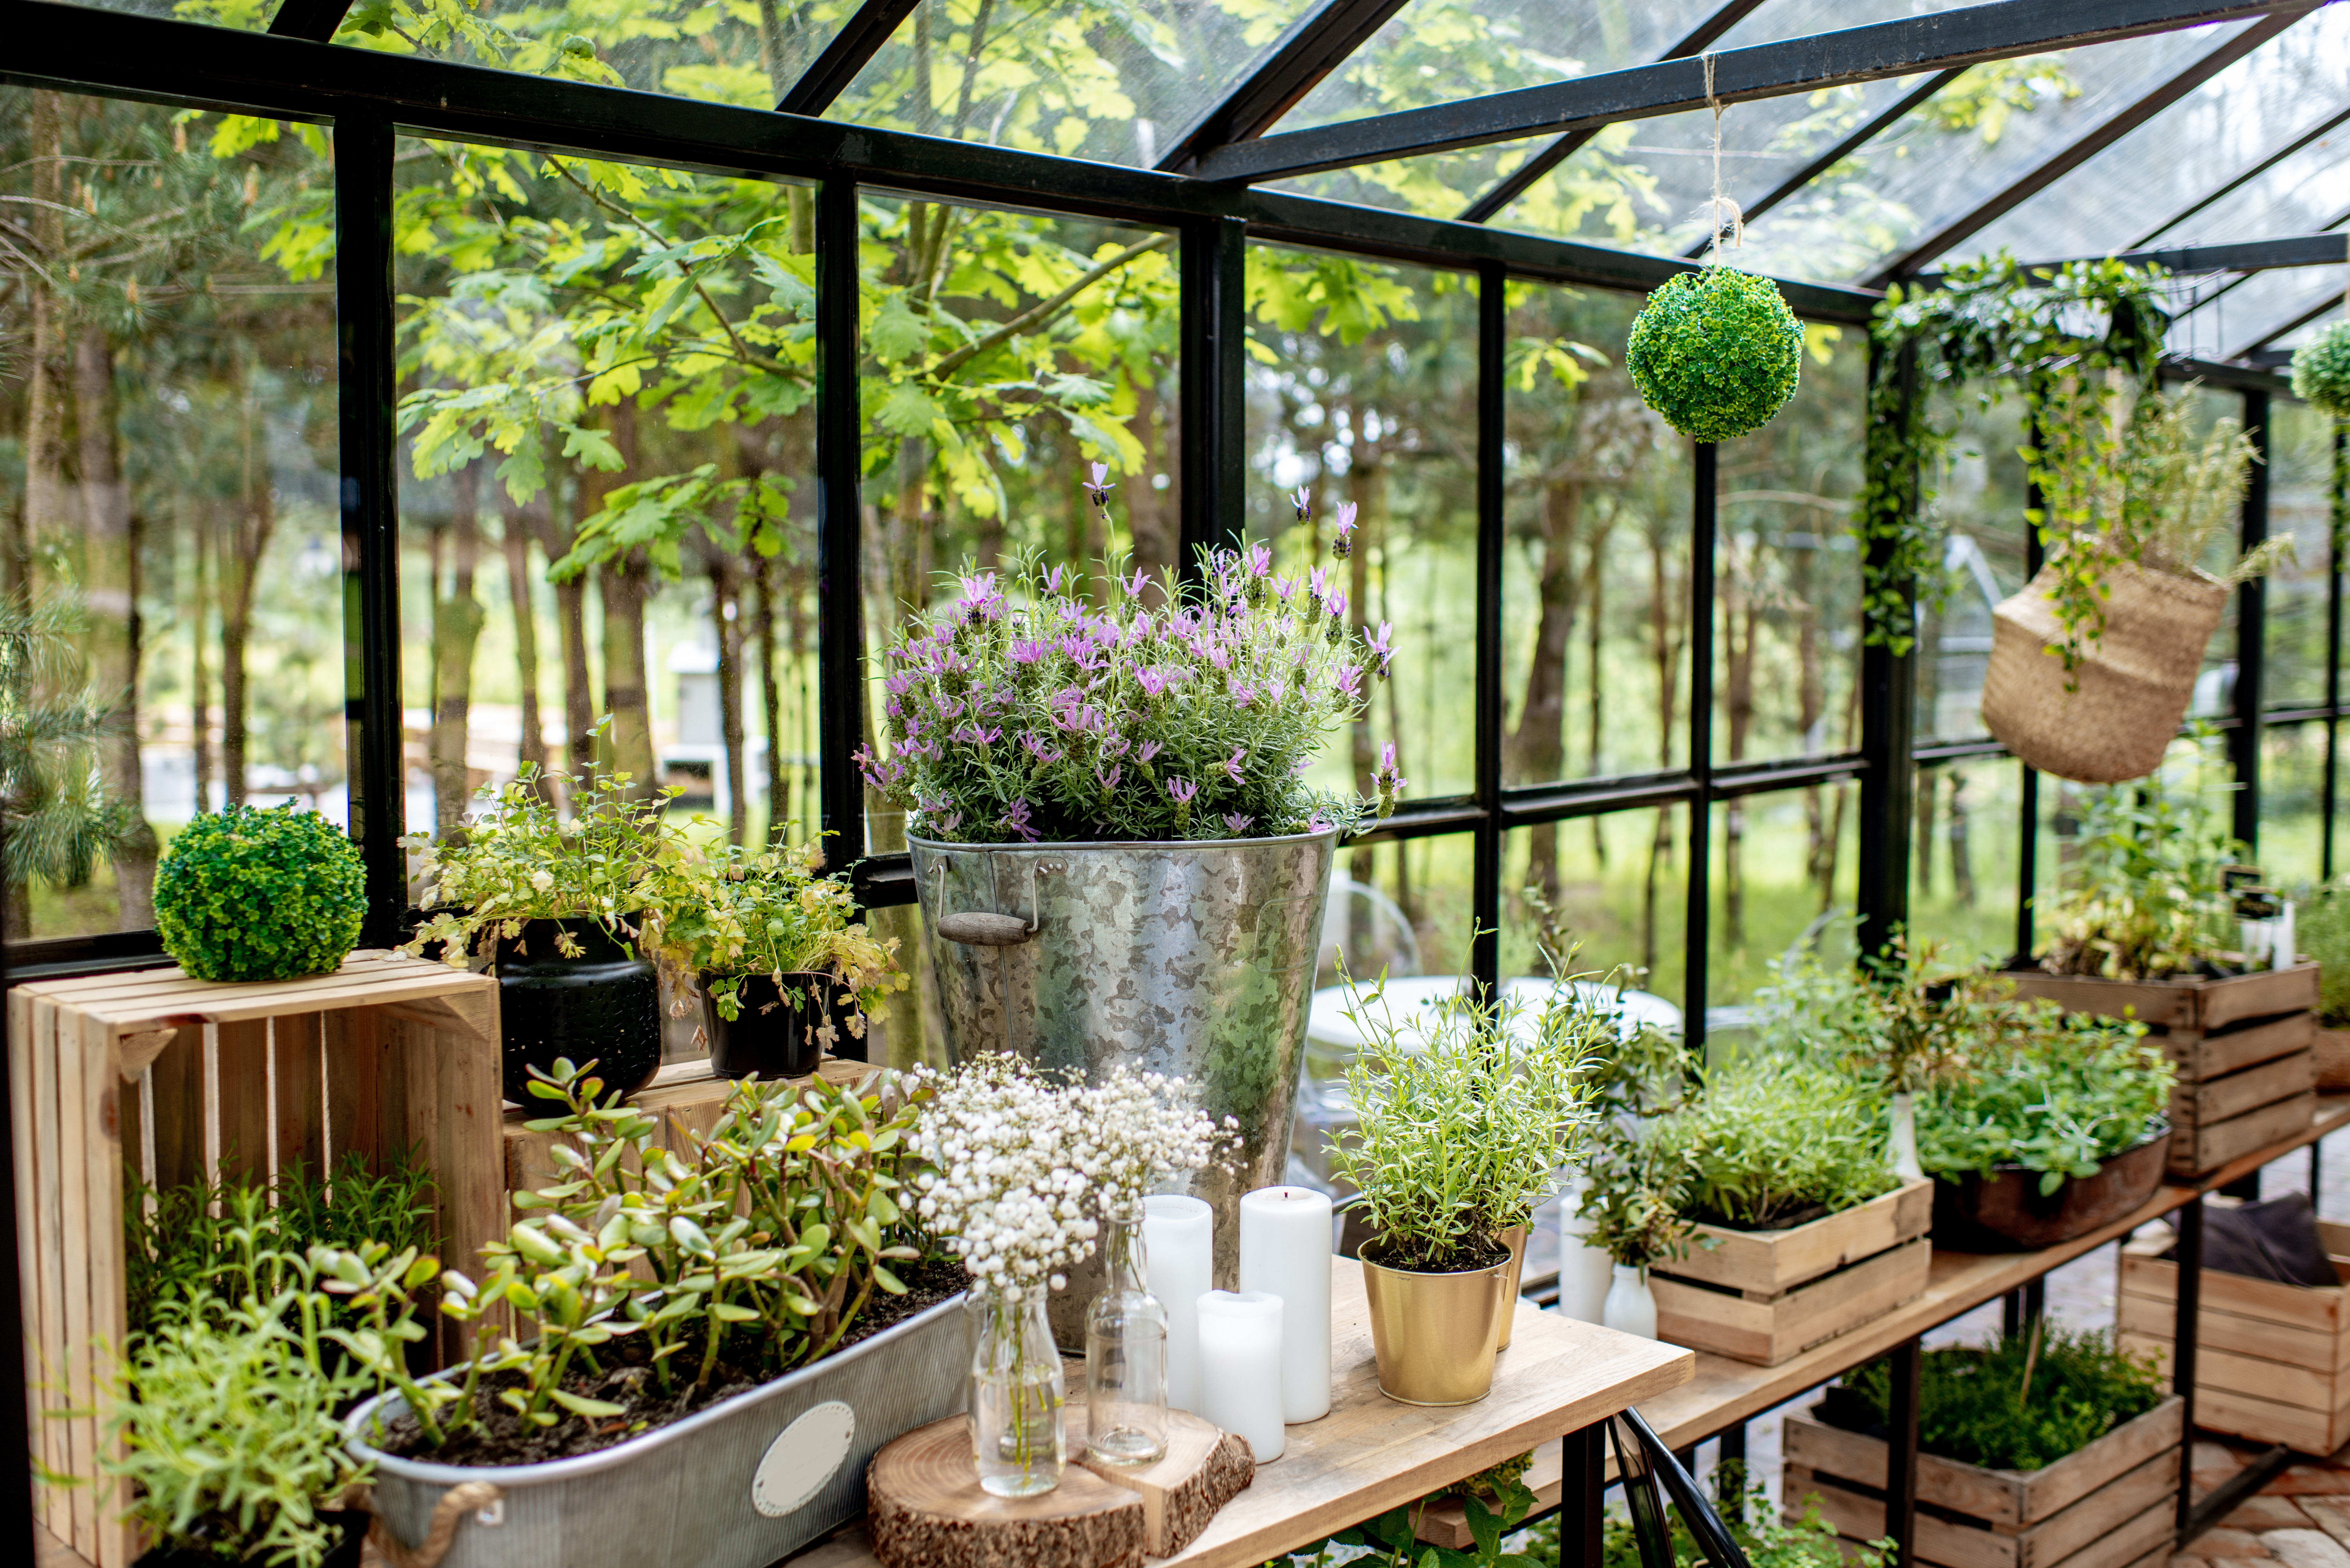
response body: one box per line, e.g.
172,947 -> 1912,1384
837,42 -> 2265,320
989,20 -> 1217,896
9,955 -> 504,1568
1783,1395 -> 2182,1568
2116,1221 -> 2350,1455
2009,964 -> 2318,1178
2315,1026 -> 2350,1092
1649,1177 -> 1932,1366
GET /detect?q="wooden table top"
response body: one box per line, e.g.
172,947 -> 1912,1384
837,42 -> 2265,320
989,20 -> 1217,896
791,1253 -> 1693,1568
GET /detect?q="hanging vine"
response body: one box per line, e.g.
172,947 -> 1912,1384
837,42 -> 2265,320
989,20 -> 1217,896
1855,254 -> 2171,655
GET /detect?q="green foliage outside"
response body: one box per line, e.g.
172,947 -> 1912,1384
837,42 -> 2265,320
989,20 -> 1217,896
1828,1327 -> 2166,1472
152,802 -> 365,982
2296,881 -> 2350,1027
2290,321 -> 2350,419
1626,269 -> 1803,444
2035,744 -> 2244,980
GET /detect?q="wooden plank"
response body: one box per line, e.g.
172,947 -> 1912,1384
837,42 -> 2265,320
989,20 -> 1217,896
2179,1381 -> 2350,1453
1787,1466 -> 2014,1568
271,1012 -> 326,1181
1653,1238 -> 1929,1365
211,1018 -> 270,1188
12,989 -> 59,1540
432,1017 -> 505,1362
322,1006 -> 383,1171
2119,1332 -> 2350,1414
2174,1048 -> 2314,1126
144,1028 -> 202,1193
2007,963 -> 2318,1033
2119,1238 -> 2347,1332
1788,1463 -> 2175,1568
49,999 -> 94,1558
2171,1010 -> 2316,1082
2013,1452 -> 2175,1568
2115,1291 -> 2349,1375
2173,1091 -> 2316,1177
1655,1179 -> 1932,1295
2203,964 -> 2323,1030
80,1014 -> 127,1568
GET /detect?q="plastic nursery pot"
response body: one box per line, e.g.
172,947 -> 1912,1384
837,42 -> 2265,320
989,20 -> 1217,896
1930,1122 -> 2171,1252
488,916 -> 662,1104
705,972 -> 863,1080
1358,1241 -> 1512,1407
133,1511 -> 368,1568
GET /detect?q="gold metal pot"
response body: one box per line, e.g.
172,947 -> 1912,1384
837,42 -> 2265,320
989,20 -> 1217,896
1497,1224 -> 1528,1351
1360,1248 -> 1512,1406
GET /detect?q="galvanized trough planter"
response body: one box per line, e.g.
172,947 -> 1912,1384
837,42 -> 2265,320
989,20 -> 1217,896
347,1293 -> 966,1568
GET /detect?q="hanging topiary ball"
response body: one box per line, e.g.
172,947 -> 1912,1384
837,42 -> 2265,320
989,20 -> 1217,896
1626,266 -> 1804,443
2291,320 -> 2350,419
154,802 -> 366,982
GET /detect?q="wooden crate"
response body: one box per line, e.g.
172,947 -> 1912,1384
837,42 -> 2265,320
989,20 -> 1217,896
1649,1179 -> 1933,1366
2116,1222 -> 2350,1455
2009,965 -> 2318,1178
1783,1396 -> 2183,1568
9,954 -> 503,1568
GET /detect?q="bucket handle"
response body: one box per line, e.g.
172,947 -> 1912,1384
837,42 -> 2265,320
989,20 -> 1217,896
932,856 -> 1058,946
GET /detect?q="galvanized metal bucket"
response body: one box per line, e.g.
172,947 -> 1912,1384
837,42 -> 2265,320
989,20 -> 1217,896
908,829 -> 1337,1343
346,1293 -> 966,1568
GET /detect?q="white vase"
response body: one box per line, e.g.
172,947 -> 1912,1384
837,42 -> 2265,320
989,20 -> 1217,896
1888,1092 -> 1924,1182
1555,1225 -> 1614,1324
1602,1264 -> 1657,1340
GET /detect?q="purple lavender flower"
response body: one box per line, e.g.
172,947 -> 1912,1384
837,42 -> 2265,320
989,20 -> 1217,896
1138,740 -> 1162,763
1248,543 -> 1272,577
1166,776 -> 1197,805
1272,576 -> 1297,604
1135,666 -> 1170,698
1224,745 -> 1246,784
1010,637 -> 1050,664
1332,501 -> 1358,560
1096,763 -> 1122,792
1307,813 -> 1334,834
1126,566 -> 1151,596
1004,798 -> 1039,842
1228,678 -> 1255,707
1223,813 -> 1253,834
1309,566 -> 1329,601
1044,563 -> 1069,594
1085,461 -> 1115,511
1290,485 -> 1311,523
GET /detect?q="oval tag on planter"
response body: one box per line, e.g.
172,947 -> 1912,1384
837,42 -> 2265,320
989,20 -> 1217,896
752,1401 -> 857,1518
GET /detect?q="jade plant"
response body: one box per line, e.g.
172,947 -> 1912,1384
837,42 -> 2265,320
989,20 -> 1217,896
1824,1325 -> 2165,1471
1626,266 -> 1803,443
153,802 -> 364,983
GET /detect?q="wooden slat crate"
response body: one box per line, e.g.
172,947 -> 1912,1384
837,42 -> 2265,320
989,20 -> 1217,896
2116,1222 -> 2350,1455
9,954 -> 502,1568
1649,1179 -> 1933,1366
1783,1396 -> 2182,1568
2009,965 -> 2318,1178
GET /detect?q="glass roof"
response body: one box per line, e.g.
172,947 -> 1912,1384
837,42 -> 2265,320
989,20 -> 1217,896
2166,263 -> 2347,359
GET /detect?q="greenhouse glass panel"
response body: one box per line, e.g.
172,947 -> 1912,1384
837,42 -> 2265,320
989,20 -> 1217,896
2272,301 -> 2345,352
1322,833 -> 1478,988
0,91 -> 339,941
392,140 -> 821,902
2267,397 -> 2336,712
1913,390 -> 2030,746
1712,323 -> 1864,768
1500,808 -> 1690,1004
329,0 -> 835,108
1964,9 -> 2350,265
1244,246 -> 1479,802
822,0 -> 1320,167
856,195 -> 1180,855
1906,757 -> 2023,969
2140,133 -> 2350,251
1710,781 -> 1859,1009
51,0 -> 268,23
1499,280 -> 1693,786
2263,721 -> 2326,879
2164,264 -> 2346,360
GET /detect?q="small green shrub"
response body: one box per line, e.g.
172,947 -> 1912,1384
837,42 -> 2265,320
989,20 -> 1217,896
1626,267 -> 1803,443
2291,320 -> 2350,419
1915,1006 -> 2170,1192
1827,1327 -> 2165,1472
153,803 -> 364,982
1661,1057 -> 1897,1230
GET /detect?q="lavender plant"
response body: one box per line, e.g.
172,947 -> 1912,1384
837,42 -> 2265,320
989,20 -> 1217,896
856,473 -> 1405,844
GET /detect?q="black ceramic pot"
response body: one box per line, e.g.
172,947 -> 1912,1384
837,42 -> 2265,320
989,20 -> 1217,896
490,917 -> 662,1104
133,1510 -> 367,1568
1930,1120 -> 2171,1251
705,970 -> 865,1079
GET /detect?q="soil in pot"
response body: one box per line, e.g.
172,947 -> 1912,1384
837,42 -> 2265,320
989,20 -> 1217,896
706,971 -> 863,1078
362,1256 -> 965,1468
1930,1122 -> 2170,1251
133,1511 -> 367,1568
490,916 -> 662,1103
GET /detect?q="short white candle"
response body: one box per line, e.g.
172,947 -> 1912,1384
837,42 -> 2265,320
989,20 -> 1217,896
1142,1194 -> 1213,1414
1237,1185 -> 1332,1422
1196,1290 -> 1285,1463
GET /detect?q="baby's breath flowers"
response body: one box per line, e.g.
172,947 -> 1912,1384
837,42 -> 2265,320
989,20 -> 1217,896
1080,1066 -> 1239,1222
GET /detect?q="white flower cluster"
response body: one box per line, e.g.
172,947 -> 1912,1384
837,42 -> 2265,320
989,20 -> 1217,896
1081,1066 -> 1237,1221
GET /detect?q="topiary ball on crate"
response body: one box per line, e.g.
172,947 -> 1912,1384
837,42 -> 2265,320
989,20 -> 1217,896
2291,320 -> 2350,419
154,802 -> 365,982
1626,266 -> 1804,443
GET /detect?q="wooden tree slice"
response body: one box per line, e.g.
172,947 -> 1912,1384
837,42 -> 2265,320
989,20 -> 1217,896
1069,1407 -> 1255,1557
867,1415 -> 1143,1568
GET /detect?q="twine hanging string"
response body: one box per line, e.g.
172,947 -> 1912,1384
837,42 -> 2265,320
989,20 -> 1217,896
1698,51 -> 1744,264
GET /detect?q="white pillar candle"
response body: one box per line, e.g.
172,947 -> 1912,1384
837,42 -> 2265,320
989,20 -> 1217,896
1142,1194 -> 1213,1415
1237,1185 -> 1332,1423
1196,1290 -> 1285,1463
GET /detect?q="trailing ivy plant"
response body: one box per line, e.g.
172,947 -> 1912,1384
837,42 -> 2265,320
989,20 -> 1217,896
1854,255 -> 2169,655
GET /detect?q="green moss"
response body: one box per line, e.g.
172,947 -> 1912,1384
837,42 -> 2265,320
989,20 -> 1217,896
1626,267 -> 1803,443
152,803 -> 363,982
2291,320 -> 2350,419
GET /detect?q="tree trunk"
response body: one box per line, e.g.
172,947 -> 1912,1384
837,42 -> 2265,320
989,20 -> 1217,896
73,324 -> 157,927
599,558 -> 657,798
534,486 -> 595,785
430,466 -> 486,837
1127,379 -> 1179,603
502,507 -> 550,795
1583,523 -> 1610,866
712,550 -> 749,846
191,502 -> 212,814
223,358 -> 278,810
17,91 -> 69,602
1510,478 -> 1581,904
753,554 -> 787,845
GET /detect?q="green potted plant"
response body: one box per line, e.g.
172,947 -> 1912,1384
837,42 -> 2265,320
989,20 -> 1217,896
2292,880 -> 2350,1089
646,840 -> 907,1078
1577,1024 -> 1701,1342
345,1058 -> 967,1568
153,802 -> 365,983
1327,981 -> 1596,1402
405,749 -> 678,1103
1626,264 -> 1804,443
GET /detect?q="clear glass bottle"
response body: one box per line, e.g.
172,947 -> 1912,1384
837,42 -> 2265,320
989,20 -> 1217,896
1084,1208 -> 1170,1466
969,1286 -> 1065,1497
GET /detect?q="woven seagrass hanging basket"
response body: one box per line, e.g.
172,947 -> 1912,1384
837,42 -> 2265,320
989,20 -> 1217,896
1979,559 -> 2227,784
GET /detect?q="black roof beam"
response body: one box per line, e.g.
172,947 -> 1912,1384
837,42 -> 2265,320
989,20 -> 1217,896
1679,67 -> 1962,258
266,0 -> 352,41
1912,229 -> 2350,284
1456,0 -> 1767,225
2133,99 -> 2350,244
1154,0 -> 1414,173
1178,0 -> 2312,184
776,0 -> 921,117
1859,7 -> 2311,285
